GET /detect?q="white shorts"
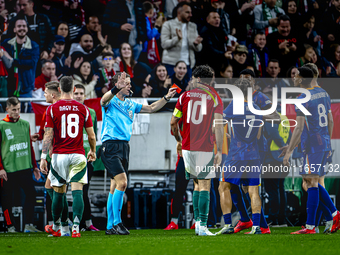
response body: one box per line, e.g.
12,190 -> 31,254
50,153 -> 88,187
182,150 -> 215,180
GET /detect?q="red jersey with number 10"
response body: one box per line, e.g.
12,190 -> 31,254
45,99 -> 93,155
174,86 -> 223,152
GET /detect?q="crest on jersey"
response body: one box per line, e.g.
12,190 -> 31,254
5,129 -> 14,140
129,110 -> 133,119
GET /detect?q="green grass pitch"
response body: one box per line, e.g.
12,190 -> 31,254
1,227 -> 340,255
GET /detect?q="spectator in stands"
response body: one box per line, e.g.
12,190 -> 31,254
302,14 -> 321,56
62,0 -> 85,41
336,62 -> 340,77
301,45 -> 337,77
329,44 -> 340,68
149,63 -> 172,97
53,22 -> 71,55
0,24 -> 10,98
140,1 -> 163,67
33,60 -> 58,99
200,11 -> 230,75
247,32 -> 270,77
7,0 -> 20,20
165,0 -> 178,19
161,2 -> 202,78
70,33 -> 107,73
282,0 -> 303,34
283,65 -> 298,87
296,44 -> 317,67
0,97 -> 41,233
170,60 -> 188,94
7,0 -> 53,53
320,0 -> 340,51
103,0 -> 147,60
260,59 -> 286,98
217,63 -> 233,98
78,15 -> 101,47
231,44 -> 249,77
266,15 -> 301,76
220,63 -> 233,81
2,18 -> 39,112
253,0 -> 285,35
52,35 -> 68,79
96,52 -> 116,97
73,61 -> 98,99
226,0 -> 255,46
208,0 -> 232,37
114,42 -> 152,97
38,2 -> 63,33
0,0 -> 8,31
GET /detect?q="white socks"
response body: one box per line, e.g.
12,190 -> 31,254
171,218 -> 178,225
85,220 -> 93,228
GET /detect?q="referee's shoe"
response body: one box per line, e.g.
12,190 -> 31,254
113,223 -> 130,235
105,227 -> 118,235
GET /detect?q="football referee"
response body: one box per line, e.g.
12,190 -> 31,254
101,72 -> 176,235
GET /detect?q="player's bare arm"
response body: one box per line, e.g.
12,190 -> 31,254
85,126 -> 97,162
101,72 -> 127,107
40,127 -> 54,174
170,116 -> 181,143
280,116 -> 304,166
214,113 -> 223,167
140,88 -> 177,113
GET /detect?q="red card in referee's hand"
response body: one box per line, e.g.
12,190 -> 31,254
171,84 -> 182,94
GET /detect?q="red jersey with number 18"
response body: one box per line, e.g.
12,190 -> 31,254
173,86 -> 223,152
45,99 -> 93,155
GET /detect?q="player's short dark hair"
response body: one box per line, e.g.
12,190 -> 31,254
192,65 -> 214,83
278,15 -> 291,25
143,1 -> 154,13
297,67 -> 314,85
303,63 -> 319,78
239,69 -> 255,78
102,52 -> 114,59
6,97 -> 20,108
45,81 -> 60,94
75,84 -> 86,92
112,72 -> 131,85
60,76 -> 74,93
234,78 -> 252,98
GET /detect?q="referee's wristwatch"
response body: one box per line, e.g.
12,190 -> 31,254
163,95 -> 170,102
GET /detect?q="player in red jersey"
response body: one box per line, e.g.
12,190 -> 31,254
171,65 -> 224,236
40,76 -> 96,238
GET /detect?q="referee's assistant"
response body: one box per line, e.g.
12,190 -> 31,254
100,72 -> 176,235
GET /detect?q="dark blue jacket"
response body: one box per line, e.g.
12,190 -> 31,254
103,0 -> 147,48
2,37 -> 39,95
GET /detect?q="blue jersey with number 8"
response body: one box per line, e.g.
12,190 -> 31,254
295,86 -> 332,154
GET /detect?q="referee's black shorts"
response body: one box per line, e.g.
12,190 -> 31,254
99,140 -> 130,179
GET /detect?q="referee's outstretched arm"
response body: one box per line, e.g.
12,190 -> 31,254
140,88 -> 177,113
